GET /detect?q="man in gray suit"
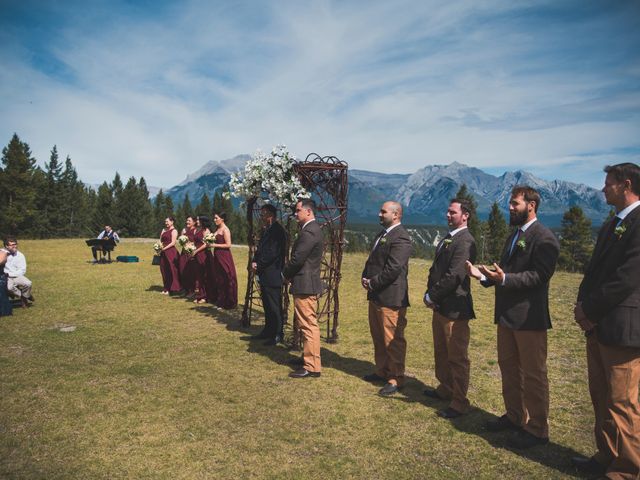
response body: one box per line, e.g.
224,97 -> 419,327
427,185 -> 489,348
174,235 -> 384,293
283,199 -> 324,379
573,163 -> 640,479
424,198 -> 477,419
362,201 -> 413,396
467,186 -> 559,449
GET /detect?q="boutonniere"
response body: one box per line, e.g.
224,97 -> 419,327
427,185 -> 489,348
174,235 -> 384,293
443,238 -> 453,248
614,224 -> 627,239
516,239 -> 526,250
379,237 -> 387,245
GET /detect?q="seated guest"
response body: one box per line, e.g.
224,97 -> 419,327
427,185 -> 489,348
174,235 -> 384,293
0,245 -> 12,316
92,225 -> 120,262
4,237 -> 34,307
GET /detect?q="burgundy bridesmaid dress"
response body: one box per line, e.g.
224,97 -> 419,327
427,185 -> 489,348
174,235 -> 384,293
211,233 -> 238,309
192,229 -> 208,301
160,228 -> 182,292
179,228 -> 196,295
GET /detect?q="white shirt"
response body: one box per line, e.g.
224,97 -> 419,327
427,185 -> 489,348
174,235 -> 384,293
5,250 -> 27,278
616,200 -> 640,224
97,230 -> 120,242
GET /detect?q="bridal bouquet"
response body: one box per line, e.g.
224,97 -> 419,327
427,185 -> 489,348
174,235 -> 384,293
204,232 -> 216,246
227,144 -> 309,207
177,235 -> 189,246
153,242 -> 162,255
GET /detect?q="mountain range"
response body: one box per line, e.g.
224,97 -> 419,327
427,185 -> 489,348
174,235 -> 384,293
164,157 -> 609,227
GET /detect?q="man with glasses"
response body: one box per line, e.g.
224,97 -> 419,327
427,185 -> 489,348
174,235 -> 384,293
4,237 -> 34,307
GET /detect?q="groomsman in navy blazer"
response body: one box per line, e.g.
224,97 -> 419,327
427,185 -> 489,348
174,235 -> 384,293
423,198 -> 477,419
573,163 -> 640,479
467,186 -> 559,449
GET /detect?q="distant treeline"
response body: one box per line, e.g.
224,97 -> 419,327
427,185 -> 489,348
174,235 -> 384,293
0,133 -> 247,242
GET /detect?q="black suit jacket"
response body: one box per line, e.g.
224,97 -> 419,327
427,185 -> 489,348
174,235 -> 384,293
578,205 -> 640,347
483,220 -> 560,330
427,228 -> 476,320
253,221 -> 287,288
283,220 -> 324,295
362,224 -> 412,308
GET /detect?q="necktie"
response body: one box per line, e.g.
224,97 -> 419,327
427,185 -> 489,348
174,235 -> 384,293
509,229 -> 522,256
437,233 -> 452,253
373,230 -> 386,250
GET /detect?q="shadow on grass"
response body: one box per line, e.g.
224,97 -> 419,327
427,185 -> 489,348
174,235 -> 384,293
193,303 -> 582,478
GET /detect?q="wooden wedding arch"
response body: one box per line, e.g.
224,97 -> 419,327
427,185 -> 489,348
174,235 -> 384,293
240,154 -> 348,343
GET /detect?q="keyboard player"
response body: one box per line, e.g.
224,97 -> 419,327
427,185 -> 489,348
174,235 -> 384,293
91,225 -> 120,262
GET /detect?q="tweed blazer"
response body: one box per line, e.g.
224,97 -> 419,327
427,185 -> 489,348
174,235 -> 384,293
427,228 -> 477,320
283,220 -> 324,295
578,205 -> 640,347
253,221 -> 287,288
483,220 -> 560,330
362,224 -> 412,308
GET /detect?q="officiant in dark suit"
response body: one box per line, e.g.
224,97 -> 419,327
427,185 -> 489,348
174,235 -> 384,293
283,199 -> 324,379
573,163 -> 640,480
251,204 -> 287,346
423,198 -> 477,419
362,201 -> 413,396
467,186 -> 559,449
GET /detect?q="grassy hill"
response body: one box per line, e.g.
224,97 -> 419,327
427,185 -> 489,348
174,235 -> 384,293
0,239 -> 595,479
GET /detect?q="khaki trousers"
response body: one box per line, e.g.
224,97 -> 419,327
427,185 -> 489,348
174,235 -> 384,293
293,295 -> 321,373
7,275 -> 32,299
587,333 -> 640,480
368,301 -> 407,386
497,324 -> 549,438
432,312 -> 471,413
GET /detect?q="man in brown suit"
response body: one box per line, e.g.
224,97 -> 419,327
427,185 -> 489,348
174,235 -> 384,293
467,185 -> 560,449
362,201 -> 413,396
573,163 -> 640,480
423,198 -> 477,419
284,199 -> 324,379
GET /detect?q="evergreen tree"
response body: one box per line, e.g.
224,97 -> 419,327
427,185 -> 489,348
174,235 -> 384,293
93,182 -> 114,231
559,206 -> 594,273
180,194 -> 193,223
485,201 -> 509,263
110,172 -> 125,228
137,177 -> 154,236
455,184 -> 481,242
196,192 -> 211,218
41,145 -> 65,235
0,133 -> 41,235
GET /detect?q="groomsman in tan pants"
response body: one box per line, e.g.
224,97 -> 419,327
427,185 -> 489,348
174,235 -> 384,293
423,198 -> 477,419
284,199 -> 324,378
467,186 -> 559,449
362,201 -> 412,396
573,163 -> 640,480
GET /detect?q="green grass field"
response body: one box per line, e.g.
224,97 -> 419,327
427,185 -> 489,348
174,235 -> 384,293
1,239 -> 594,479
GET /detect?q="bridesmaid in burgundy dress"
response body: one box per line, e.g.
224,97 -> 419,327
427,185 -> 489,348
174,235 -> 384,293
159,217 -> 181,294
179,216 -> 196,298
191,215 -> 211,304
208,212 -> 238,309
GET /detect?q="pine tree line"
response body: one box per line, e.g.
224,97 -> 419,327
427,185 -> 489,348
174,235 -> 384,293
0,133 -> 247,242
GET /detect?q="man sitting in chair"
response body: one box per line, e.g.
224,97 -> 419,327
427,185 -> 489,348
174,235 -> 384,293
92,225 -> 120,263
4,237 -> 34,307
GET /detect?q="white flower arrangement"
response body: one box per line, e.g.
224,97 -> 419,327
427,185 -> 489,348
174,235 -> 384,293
204,232 -> 216,246
183,242 -> 196,255
153,242 -> 162,255
226,144 -> 309,207
177,235 -> 189,246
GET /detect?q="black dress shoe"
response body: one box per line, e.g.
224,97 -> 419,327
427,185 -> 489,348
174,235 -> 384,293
378,383 -> 400,396
507,430 -> 549,449
289,368 -> 321,378
484,414 -> 521,432
570,456 -> 606,475
437,407 -> 464,419
423,387 -> 444,400
363,373 -> 386,383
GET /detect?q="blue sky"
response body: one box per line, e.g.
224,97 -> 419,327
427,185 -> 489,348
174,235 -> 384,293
1,0 -> 638,189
